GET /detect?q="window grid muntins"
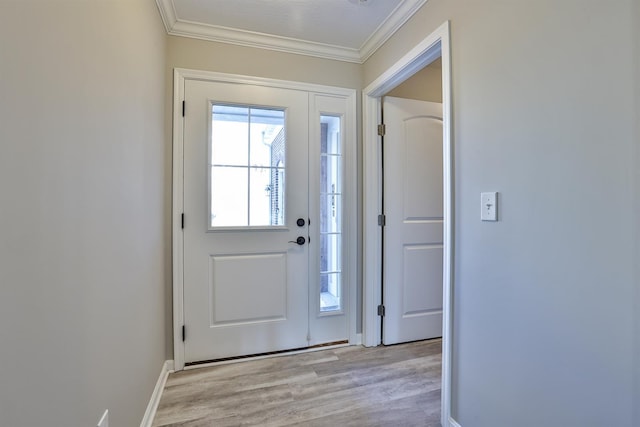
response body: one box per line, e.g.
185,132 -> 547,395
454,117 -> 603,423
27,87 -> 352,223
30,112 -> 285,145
320,116 -> 342,313
210,105 -> 285,228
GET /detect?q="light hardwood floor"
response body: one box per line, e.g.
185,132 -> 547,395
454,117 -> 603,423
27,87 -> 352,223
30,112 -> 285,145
153,339 -> 442,427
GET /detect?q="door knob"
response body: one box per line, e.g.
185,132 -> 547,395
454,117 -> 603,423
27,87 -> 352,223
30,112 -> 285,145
289,236 -> 306,245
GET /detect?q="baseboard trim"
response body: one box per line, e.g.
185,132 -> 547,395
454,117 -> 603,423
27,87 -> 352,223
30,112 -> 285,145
448,416 -> 462,427
353,333 -> 362,345
140,360 -> 174,427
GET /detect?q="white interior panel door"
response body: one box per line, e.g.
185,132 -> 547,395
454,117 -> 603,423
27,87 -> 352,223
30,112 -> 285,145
183,79 -> 310,362
383,96 -> 443,345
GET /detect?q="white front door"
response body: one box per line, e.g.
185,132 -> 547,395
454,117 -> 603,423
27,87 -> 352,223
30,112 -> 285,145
382,96 -> 443,345
180,77 -> 354,364
183,80 -> 311,362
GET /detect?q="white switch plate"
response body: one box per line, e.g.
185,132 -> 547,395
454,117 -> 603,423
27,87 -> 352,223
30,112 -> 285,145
97,410 -> 109,427
481,192 -> 498,221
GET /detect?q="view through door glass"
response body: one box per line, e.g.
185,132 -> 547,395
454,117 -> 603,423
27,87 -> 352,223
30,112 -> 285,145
210,105 -> 285,227
320,115 -> 342,313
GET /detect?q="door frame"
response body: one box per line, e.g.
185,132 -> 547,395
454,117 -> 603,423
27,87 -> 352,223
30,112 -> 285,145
172,69 -> 358,371
361,21 -> 453,426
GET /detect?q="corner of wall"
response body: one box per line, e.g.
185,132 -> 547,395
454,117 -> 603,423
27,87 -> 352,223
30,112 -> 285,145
140,360 -> 174,427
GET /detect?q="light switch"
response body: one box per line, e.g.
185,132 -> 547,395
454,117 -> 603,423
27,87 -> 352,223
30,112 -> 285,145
481,192 -> 498,221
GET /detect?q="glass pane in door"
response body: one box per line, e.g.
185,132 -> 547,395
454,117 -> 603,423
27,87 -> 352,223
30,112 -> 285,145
210,105 -> 285,227
319,115 -> 342,313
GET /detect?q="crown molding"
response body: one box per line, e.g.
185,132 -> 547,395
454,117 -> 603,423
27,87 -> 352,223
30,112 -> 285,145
171,20 -> 362,63
156,0 -> 427,64
358,0 -> 429,62
156,0 -> 178,36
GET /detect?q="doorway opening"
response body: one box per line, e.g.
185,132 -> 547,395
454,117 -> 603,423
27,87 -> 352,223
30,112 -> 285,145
362,21 -> 453,426
380,92 -> 444,345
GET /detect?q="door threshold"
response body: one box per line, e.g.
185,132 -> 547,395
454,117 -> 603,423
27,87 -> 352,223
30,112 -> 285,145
184,340 -> 350,370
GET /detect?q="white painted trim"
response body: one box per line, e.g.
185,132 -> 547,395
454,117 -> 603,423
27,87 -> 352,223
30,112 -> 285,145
362,21 -> 453,427
155,0 -> 178,37
140,360 -> 174,427
155,0 -> 427,64
172,69 -> 186,371
448,417 -> 462,427
345,91 -> 359,348
353,333 -> 362,346
172,68 -> 358,370
440,23 -> 455,427
170,19 -> 361,63
175,68 -> 357,97
361,89 -> 382,348
364,29 -> 443,98
359,0 -> 429,63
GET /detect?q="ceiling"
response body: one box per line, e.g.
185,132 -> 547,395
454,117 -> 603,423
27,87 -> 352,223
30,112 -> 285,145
156,0 -> 428,63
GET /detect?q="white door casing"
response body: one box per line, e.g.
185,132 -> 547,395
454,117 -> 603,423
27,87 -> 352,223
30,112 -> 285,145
362,21 -> 453,427
382,97 -> 443,345
173,69 -> 357,368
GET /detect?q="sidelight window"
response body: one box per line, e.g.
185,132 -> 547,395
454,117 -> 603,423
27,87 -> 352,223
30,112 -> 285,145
319,115 -> 342,312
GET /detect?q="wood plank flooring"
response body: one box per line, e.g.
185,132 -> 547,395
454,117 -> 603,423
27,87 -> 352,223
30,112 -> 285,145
153,339 -> 442,427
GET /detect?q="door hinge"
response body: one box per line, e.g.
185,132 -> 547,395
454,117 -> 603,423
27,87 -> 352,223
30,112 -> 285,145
377,304 -> 385,317
182,325 -> 186,342
306,332 -> 311,341
181,213 -> 184,229
377,123 -> 386,136
378,214 -> 386,227
182,100 -> 185,117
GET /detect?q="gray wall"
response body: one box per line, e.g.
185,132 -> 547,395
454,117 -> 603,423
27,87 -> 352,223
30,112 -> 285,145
386,58 -> 442,102
0,1 -> 168,426
167,35 -> 362,89
365,1 -> 639,426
